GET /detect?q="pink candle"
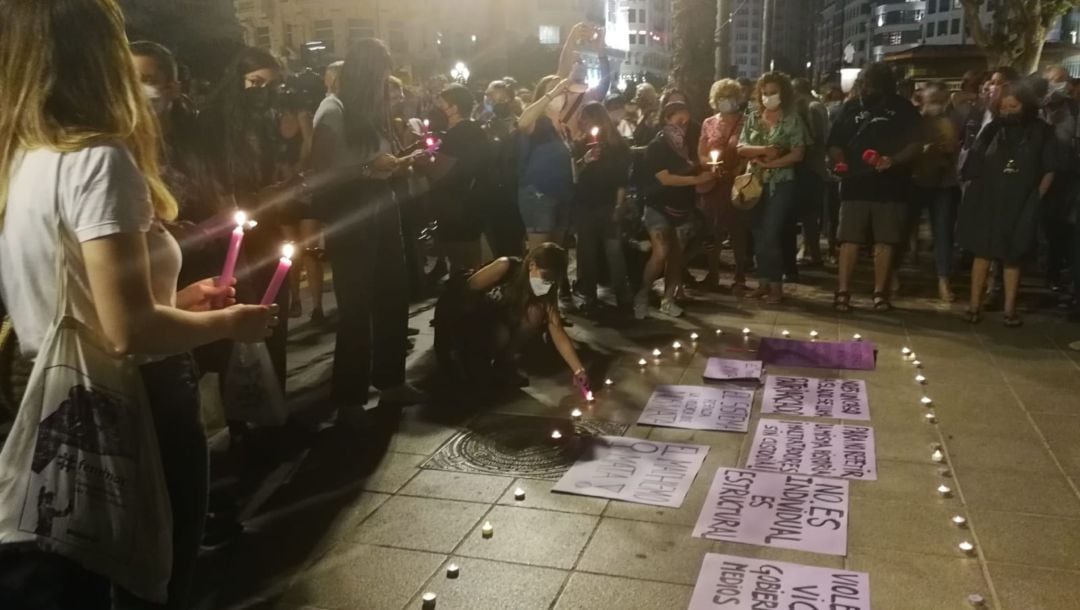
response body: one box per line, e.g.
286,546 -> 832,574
260,243 -> 295,306
217,211 -> 248,306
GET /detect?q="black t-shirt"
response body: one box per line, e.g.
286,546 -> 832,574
573,142 -> 631,210
643,133 -> 697,218
827,95 -> 920,202
432,120 -> 491,238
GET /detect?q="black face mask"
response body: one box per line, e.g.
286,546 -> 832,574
243,86 -> 273,112
1000,113 -> 1022,125
493,102 -> 513,119
427,108 -> 449,132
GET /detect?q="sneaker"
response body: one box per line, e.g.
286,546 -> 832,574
379,383 -> 428,406
633,291 -> 649,320
659,298 -> 684,317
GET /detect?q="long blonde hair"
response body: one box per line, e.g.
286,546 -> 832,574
0,0 -> 177,228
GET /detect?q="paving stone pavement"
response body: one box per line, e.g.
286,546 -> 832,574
195,266 -> 1080,610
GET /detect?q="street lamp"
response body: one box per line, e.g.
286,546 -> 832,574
450,61 -> 470,83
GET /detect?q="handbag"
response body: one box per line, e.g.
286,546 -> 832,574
0,155 -> 173,603
223,341 -> 287,426
731,169 -> 764,210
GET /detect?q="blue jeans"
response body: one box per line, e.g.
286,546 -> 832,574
750,180 -> 797,283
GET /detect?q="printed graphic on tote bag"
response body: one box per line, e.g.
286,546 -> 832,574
19,366 -> 140,557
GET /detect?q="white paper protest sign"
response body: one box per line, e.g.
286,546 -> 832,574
552,436 -> 709,507
638,385 -> 752,433
704,358 -> 763,381
745,419 -> 877,481
692,468 -> 849,556
689,553 -> 871,610
762,375 -> 870,420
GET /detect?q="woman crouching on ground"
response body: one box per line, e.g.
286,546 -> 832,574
434,243 -> 587,391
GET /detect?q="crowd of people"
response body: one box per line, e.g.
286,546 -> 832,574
2,0 -> 1080,608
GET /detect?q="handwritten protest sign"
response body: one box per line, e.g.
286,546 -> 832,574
745,419 -> 877,481
758,338 -> 876,370
638,385 -> 752,433
692,468 -> 849,556
762,376 -> 870,420
689,553 -> 870,610
552,436 -> 709,507
703,358 -> 763,381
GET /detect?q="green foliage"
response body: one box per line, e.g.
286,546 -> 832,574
959,0 -> 1080,72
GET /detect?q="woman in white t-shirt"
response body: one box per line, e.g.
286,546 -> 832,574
0,1 -> 276,608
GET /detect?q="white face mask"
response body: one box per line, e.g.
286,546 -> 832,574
717,98 -> 739,114
141,83 -> 170,117
762,94 -> 782,110
547,94 -> 566,114
529,277 -> 554,296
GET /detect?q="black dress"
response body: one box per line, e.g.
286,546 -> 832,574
958,118 -> 1057,264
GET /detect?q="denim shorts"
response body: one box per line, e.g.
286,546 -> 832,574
517,186 -> 560,233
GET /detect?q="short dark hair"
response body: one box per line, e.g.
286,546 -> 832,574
792,77 -> 813,97
860,62 -> 897,97
661,100 -> 690,122
130,40 -> 178,81
440,83 -> 475,116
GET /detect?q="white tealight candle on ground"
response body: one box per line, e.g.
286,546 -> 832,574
932,449 -> 945,463
967,594 -> 985,607
902,347 -> 912,356
952,515 -> 968,528
715,329 -> 724,336
925,412 -> 937,424
781,329 -> 791,337
652,348 -> 662,357
571,409 -> 583,421
958,541 -> 975,554
604,378 -> 614,386
551,430 -> 563,440
937,484 -> 952,497
690,332 -> 699,341
921,396 -> 933,406
585,391 -> 594,402
809,330 -> 819,339
481,521 -> 494,538
853,333 -> 863,341
514,488 -> 526,501
638,358 -> 647,367
912,359 -> 922,368
916,374 -> 927,384
422,591 -> 437,607
672,341 -> 682,350
742,327 -> 751,335
446,563 -> 460,578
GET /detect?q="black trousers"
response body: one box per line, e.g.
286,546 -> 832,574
323,184 -> 408,404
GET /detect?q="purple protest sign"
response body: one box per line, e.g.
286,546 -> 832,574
689,553 -> 870,610
758,338 -> 876,371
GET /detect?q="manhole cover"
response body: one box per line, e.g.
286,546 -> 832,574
423,413 -> 628,480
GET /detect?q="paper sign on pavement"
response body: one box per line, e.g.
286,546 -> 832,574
759,338 -> 876,370
692,467 -> 849,556
745,419 -> 877,481
552,436 -> 709,508
762,375 -> 870,420
703,358 -> 763,381
638,385 -> 753,433
689,553 -> 870,610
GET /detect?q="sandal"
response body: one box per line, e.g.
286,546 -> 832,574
872,292 -> 893,312
964,309 -> 982,324
1003,313 -> 1023,328
833,291 -> 852,313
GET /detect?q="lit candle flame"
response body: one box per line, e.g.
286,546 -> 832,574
689,332 -> 699,341
234,210 -> 248,227
281,243 -> 296,259
652,348 -> 662,357
551,430 -> 563,440
590,126 -> 600,138
710,149 -> 720,163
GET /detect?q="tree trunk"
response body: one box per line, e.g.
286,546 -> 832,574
671,0 -> 718,119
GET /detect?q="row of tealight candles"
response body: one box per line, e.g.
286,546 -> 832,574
902,346 -> 979,564
220,211 -> 294,307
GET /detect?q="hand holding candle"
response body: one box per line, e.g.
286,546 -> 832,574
260,243 -> 295,306
861,149 -> 881,167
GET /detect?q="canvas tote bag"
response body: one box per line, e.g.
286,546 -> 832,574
0,155 -> 173,603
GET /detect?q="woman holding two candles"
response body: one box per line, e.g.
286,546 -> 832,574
0,1 -> 277,606
737,72 -> 808,305
697,79 -> 750,293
